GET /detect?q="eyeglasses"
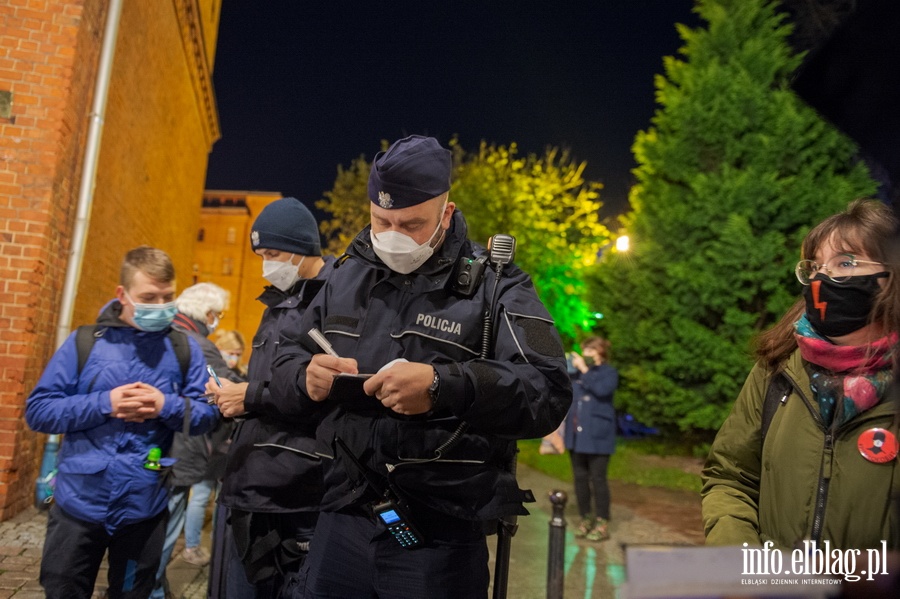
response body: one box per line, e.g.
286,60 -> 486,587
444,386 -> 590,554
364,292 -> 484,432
795,253 -> 887,285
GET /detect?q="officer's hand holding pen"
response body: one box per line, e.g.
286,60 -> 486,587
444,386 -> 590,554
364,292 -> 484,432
306,328 -> 358,401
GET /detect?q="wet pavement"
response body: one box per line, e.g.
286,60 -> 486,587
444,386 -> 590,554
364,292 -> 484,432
495,463 -> 704,599
0,464 -> 704,598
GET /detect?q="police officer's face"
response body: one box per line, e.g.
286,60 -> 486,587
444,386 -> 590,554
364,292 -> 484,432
370,194 -> 454,246
255,248 -> 293,262
255,248 -> 312,277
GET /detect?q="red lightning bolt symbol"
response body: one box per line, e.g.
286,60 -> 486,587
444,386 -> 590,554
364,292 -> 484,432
811,280 -> 827,321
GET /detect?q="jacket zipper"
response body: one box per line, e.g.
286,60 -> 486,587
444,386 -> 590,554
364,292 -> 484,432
783,375 -> 832,542
809,432 -> 833,542
784,373 -> 884,542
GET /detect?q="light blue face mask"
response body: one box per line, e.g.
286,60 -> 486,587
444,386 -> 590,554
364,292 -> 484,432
125,292 -> 177,332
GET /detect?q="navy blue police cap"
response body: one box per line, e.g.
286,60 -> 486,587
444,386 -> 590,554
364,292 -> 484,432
368,135 -> 452,209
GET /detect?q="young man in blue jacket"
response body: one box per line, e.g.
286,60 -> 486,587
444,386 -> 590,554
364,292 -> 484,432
26,246 -> 219,599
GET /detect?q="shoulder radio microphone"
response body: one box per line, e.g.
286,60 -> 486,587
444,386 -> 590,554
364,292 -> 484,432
450,233 -> 517,296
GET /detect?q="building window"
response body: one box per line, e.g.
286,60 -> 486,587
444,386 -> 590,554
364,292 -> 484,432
226,227 -> 237,244
222,257 -> 233,275
197,228 -> 205,242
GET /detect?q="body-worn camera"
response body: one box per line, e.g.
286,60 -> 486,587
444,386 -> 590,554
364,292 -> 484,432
449,256 -> 487,296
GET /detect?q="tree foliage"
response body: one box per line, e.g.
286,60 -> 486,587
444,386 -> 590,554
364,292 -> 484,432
588,0 -> 876,437
450,141 -> 609,343
316,140 -> 611,345
316,154 -> 374,256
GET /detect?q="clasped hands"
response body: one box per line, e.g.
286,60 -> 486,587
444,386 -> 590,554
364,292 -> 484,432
109,382 -> 164,422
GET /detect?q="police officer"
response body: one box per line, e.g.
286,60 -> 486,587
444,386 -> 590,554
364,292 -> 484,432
270,135 -> 572,599
207,198 -> 332,598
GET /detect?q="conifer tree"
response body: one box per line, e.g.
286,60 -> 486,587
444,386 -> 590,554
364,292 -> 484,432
589,0 -> 876,436
316,155 -> 372,256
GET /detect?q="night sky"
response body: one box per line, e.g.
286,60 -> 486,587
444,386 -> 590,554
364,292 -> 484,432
204,1 -> 702,218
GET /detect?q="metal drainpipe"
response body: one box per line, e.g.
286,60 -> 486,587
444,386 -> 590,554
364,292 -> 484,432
40,0 -> 126,482
54,0 -> 125,349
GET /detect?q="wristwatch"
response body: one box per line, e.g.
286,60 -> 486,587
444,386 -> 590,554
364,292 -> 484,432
427,367 -> 441,409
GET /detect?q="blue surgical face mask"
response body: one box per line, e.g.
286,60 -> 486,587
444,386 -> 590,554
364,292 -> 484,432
124,292 -> 177,332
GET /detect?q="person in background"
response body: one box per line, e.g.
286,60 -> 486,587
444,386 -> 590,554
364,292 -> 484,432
206,197 -> 332,599
26,246 -> 218,599
270,135 -> 571,599
703,199 -> 900,550
214,328 -> 247,380
564,336 -> 618,542
152,282 -> 236,598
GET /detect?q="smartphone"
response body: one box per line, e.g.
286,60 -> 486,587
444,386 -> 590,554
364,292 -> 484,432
206,364 -> 223,388
373,498 -> 424,549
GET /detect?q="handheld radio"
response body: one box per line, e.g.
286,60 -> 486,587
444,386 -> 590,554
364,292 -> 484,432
334,436 -> 425,549
372,496 -> 425,549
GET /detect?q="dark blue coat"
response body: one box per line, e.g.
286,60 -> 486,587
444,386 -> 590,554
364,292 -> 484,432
270,211 -> 572,521
564,363 -> 618,455
218,260 -> 333,513
25,301 -> 218,533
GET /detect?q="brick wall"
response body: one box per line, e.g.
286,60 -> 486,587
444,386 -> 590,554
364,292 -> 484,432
0,0 -> 103,521
0,0 -> 220,521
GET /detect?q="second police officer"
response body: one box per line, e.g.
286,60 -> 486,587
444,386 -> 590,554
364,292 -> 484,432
207,198 -> 333,598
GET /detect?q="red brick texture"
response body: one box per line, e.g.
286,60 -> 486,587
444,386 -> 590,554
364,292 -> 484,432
0,0 -> 220,520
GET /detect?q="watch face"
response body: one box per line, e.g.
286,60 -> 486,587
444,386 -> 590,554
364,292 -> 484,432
429,370 -> 440,394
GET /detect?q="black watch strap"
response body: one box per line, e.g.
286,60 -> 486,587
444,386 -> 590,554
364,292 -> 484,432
428,367 -> 441,409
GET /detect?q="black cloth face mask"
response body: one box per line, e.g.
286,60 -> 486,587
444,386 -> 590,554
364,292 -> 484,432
802,272 -> 888,337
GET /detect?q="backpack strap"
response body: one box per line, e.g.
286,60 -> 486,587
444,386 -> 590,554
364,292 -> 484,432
761,372 -> 792,446
75,325 -> 105,376
75,326 -> 189,380
165,329 -> 193,436
166,329 -> 191,383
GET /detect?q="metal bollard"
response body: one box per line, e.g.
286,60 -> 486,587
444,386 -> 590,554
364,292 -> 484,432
547,490 -> 567,599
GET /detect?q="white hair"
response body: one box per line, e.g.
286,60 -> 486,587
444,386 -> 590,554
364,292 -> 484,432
176,282 -> 229,322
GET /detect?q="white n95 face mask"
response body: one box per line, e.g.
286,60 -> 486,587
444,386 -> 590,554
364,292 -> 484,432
371,204 -> 446,275
262,255 -> 305,291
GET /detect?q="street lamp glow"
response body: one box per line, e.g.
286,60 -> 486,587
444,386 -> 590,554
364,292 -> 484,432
615,235 -> 630,252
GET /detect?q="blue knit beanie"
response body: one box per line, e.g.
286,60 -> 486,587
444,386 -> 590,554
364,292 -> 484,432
250,197 -> 321,256
368,135 -> 452,209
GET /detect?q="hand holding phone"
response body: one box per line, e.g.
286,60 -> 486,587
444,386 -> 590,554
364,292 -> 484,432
207,364 -> 223,388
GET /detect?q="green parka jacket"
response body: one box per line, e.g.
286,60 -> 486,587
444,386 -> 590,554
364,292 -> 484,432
702,349 -> 900,550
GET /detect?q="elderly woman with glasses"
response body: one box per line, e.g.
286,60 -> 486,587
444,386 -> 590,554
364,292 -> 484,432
702,199 -> 900,553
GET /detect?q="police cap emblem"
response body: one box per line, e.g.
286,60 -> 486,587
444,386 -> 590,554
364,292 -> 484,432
378,191 -> 393,209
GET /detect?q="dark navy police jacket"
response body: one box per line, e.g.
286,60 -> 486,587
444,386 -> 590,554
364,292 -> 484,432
271,212 -> 572,522
218,261 -> 333,514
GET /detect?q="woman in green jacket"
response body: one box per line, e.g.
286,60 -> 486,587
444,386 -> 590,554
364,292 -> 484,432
702,199 -> 900,551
